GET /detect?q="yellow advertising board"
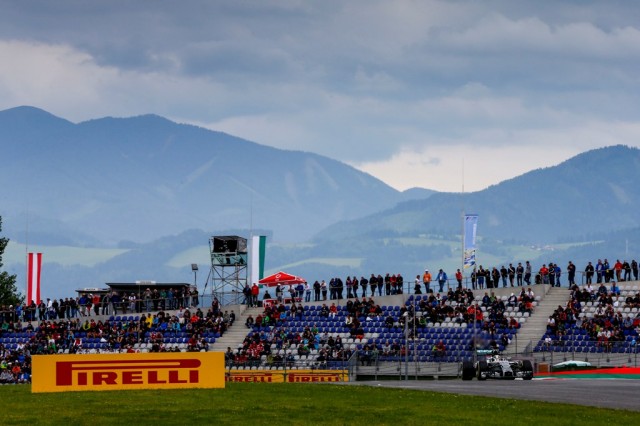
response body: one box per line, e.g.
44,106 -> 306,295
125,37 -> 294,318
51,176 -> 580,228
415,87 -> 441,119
32,352 -> 225,393
286,369 -> 348,382
226,370 -> 285,383
226,369 -> 348,383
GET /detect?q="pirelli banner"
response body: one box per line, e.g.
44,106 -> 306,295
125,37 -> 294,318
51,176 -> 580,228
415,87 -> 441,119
226,369 -> 348,383
32,352 -> 225,393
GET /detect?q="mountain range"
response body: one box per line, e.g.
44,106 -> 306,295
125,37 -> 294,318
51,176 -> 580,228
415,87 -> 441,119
2,106 -> 640,298
0,106 -> 431,246
317,145 -> 640,245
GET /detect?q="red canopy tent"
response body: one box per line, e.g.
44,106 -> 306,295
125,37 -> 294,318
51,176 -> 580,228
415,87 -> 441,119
258,271 -> 306,287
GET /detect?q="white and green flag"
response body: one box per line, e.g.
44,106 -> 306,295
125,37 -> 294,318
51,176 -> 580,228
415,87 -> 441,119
251,235 -> 266,284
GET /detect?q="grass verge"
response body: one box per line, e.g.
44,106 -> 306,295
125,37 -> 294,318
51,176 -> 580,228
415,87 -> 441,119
2,383 -> 636,425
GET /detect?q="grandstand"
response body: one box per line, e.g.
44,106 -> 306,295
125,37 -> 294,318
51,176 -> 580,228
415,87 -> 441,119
0,318 -> 219,354
215,286 -> 518,373
1,280 -> 638,383
0,303 -> 227,384
533,282 -> 640,367
212,281 -> 640,378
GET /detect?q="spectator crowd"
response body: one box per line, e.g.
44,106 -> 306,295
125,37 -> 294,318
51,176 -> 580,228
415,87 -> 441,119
542,280 -> 640,352
1,255 -> 639,383
0,296 -> 228,385
227,284 -> 534,369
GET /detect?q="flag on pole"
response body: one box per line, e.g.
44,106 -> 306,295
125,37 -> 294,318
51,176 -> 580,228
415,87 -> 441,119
251,236 -> 266,285
463,214 -> 478,269
27,252 -> 42,304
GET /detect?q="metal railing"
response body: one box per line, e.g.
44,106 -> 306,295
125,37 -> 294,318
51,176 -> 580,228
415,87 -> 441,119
349,334 -> 640,380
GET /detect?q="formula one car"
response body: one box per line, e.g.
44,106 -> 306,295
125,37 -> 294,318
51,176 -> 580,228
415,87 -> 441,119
551,360 -> 591,372
461,354 -> 534,380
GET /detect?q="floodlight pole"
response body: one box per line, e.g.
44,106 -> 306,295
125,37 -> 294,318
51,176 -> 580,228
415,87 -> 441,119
413,296 -> 417,380
473,298 -> 478,364
404,316 -> 409,381
192,263 -> 199,287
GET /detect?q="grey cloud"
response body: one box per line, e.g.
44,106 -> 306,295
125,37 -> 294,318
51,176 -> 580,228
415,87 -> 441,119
178,41 -> 299,80
1,0 -> 640,167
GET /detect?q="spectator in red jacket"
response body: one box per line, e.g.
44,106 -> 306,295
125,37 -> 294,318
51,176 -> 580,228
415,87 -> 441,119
251,284 -> 260,307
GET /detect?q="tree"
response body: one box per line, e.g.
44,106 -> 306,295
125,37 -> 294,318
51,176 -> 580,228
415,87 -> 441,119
0,216 -> 22,306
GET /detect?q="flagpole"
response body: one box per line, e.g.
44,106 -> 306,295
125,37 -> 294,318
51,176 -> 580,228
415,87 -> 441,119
249,193 -> 253,286
25,209 -> 29,301
461,158 -> 465,285
462,159 -> 478,365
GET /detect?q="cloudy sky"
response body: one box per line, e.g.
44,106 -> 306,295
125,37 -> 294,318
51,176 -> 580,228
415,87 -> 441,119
1,0 -> 639,192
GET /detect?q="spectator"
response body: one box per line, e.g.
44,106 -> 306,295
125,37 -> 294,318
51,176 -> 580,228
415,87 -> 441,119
296,283 -> 304,300
251,283 -> 260,307
320,304 -> 329,318
313,281 -> 321,302
242,284 -> 251,305
329,303 -> 338,319
359,277 -> 367,298
110,292 -> 120,315
436,269 -> 447,293
305,282 -> 311,302
423,270 -> 431,294
414,275 -> 422,294
432,340 -> 446,358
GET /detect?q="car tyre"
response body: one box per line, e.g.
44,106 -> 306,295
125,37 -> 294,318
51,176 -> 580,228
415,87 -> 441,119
462,361 -> 475,381
477,360 -> 488,381
522,359 -> 534,380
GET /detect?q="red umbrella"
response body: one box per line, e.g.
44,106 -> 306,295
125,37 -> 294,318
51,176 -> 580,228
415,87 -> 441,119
258,271 -> 306,287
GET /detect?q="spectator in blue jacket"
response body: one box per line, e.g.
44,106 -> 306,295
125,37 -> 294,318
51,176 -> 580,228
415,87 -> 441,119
436,269 -> 448,293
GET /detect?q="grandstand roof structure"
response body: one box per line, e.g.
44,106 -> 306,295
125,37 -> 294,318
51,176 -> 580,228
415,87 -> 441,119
105,282 -> 193,295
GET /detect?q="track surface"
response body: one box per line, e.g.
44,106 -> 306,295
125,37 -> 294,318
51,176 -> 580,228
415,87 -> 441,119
345,379 -> 640,411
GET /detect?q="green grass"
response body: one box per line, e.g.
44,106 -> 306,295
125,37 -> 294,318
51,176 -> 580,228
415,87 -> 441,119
166,245 -> 215,268
5,242 -> 130,267
2,383 -> 636,425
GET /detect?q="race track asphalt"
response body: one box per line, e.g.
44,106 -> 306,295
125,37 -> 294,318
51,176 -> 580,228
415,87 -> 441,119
344,379 -> 640,411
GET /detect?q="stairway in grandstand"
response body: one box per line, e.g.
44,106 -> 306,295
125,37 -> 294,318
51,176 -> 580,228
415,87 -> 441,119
210,305 -> 262,352
503,285 -> 570,356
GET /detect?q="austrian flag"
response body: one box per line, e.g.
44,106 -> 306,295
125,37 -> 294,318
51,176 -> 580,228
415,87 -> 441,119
27,252 -> 42,304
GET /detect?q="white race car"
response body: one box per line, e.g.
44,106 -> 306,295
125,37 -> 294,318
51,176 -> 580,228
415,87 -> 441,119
462,354 -> 534,380
552,360 -> 592,371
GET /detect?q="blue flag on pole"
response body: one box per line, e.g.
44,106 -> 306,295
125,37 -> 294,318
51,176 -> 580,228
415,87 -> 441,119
463,214 -> 478,269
